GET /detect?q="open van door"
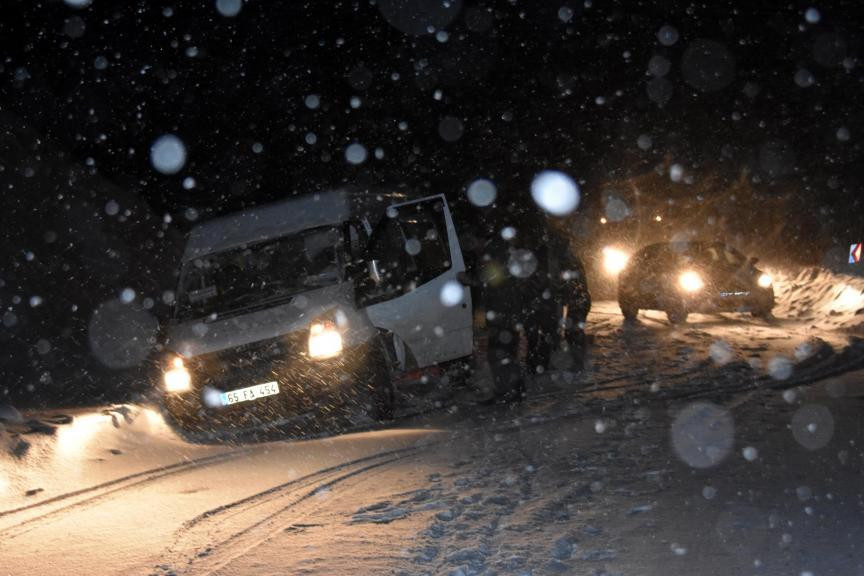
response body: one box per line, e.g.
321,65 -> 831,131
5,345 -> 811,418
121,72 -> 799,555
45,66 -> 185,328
357,194 -> 473,368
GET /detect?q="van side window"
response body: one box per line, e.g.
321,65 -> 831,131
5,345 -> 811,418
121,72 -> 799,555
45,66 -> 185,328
362,198 -> 453,301
399,199 -> 452,286
367,215 -> 412,291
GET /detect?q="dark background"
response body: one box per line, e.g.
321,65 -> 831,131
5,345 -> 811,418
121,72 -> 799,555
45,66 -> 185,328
1,0 -> 862,408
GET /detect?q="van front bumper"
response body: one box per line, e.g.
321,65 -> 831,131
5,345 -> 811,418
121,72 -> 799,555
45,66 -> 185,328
162,334 -> 377,431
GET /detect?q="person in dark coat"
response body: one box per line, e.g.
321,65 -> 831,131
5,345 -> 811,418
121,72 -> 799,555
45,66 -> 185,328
524,240 -> 558,374
547,231 -> 591,367
462,218 -> 564,399
519,220 -> 593,373
475,230 -> 534,401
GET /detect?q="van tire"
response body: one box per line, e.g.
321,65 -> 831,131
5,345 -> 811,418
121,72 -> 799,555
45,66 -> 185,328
367,337 -> 397,421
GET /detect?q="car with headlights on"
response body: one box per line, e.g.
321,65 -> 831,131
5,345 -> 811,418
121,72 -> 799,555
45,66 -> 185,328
159,189 -> 475,433
617,241 -> 774,324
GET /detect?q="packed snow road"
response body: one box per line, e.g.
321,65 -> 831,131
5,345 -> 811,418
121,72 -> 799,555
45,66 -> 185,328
2,268 -> 864,575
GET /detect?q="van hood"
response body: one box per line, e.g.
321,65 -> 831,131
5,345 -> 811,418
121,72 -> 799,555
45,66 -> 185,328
165,283 -> 367,358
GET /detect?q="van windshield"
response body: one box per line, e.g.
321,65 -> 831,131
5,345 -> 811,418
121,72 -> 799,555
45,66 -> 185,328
176,226 -> 342,321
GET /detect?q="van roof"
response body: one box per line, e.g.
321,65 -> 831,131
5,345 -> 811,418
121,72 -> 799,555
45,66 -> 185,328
182,189 -> 354,261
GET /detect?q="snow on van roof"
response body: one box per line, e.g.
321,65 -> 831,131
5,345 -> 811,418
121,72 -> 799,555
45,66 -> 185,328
182,189 -> 352,260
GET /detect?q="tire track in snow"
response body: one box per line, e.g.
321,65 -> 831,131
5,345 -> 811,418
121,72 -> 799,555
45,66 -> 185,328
181,444 -> 424,532
0,447 -> 256,538
160,445 -> 429,576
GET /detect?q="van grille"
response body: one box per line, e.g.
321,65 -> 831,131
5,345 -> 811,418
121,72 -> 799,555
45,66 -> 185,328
189,332 -> 305,389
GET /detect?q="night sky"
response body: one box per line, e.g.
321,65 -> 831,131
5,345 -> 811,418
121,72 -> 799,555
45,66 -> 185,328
1,0 -> 863,406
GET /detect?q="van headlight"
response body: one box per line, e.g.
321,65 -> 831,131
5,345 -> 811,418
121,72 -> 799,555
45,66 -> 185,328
163,356 -> 192,393
757,273 -> 773,288
678,270 -> 705,293
308,320 -> 343,360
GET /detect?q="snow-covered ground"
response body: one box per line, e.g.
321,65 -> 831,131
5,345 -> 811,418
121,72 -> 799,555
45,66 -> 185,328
773,266 -> 864,333
2,266 -> 864,575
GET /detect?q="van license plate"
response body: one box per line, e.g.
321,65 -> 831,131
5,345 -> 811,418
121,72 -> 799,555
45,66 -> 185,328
220,381 -> 280,406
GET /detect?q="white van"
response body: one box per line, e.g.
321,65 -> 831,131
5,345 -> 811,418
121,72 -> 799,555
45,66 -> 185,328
159,189 -> 473,431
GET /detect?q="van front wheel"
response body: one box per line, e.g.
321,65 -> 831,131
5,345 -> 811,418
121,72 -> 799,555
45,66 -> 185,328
365,338 -> 397,421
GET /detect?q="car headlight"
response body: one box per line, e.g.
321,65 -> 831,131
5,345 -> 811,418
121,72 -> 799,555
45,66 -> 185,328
164,356 -> 191,393
757,273 -> 772,288
308,320 -> 343,360
678,270 -> 704,293
602,246 -> 630,276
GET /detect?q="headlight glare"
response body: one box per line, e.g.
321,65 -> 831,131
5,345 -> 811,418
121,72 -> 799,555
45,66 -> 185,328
308,321 -> 343,360
678,270 -> 704,293
602,246 -> 630,276
164,356 -> 191,393
757,273 -> 773,288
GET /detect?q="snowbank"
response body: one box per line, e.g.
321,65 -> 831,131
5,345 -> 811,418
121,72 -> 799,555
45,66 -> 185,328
0,405 -> 223,512
772,266 -> 864,332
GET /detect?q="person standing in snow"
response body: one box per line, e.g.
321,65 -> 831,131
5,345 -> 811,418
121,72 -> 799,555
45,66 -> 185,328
547,231 -> 591,367
524,234 -> 559,374
475,230 -> 532,402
